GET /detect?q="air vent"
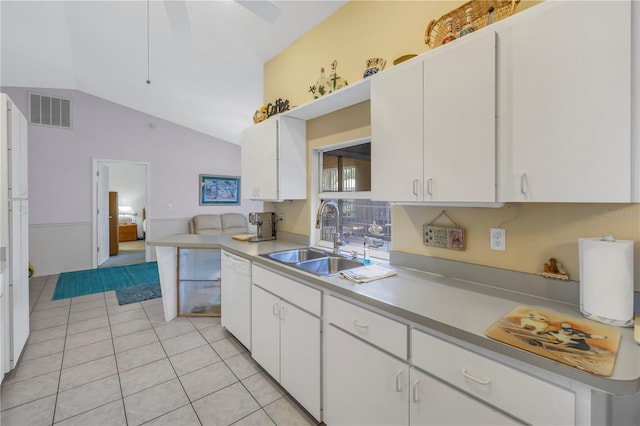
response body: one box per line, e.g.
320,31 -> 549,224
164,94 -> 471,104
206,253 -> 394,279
29,92 -> 72,129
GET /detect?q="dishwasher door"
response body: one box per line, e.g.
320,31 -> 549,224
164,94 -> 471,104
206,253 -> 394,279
220,250 -> 252,350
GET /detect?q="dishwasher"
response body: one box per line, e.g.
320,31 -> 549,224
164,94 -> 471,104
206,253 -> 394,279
220,250 -> 252,350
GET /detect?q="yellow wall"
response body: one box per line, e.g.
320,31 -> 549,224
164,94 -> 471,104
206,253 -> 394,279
263,0 -> 640,289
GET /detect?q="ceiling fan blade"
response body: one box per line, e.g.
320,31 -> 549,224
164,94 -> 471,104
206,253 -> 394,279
236,0 -> 281,24
163,0 -> 192,42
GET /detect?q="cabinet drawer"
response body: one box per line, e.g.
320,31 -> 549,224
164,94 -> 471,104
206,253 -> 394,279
252,265 -> 321,316
327,295 -> 407,359
411,329 -> 575,425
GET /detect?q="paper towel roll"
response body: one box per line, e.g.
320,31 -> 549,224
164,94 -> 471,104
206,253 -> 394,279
579,236 -> 634,327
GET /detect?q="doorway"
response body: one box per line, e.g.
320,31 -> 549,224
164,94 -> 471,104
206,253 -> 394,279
92,159 -> 150,269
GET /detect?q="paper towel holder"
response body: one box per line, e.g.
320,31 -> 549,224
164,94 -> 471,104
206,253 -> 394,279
579,235 -> 635,328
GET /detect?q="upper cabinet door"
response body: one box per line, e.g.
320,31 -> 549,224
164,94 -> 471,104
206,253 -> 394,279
509,1 -> 631,202
424,31 -> 496,202
241,116 -> 306,201
371,59 -> 424,202
242,118 -> 279,200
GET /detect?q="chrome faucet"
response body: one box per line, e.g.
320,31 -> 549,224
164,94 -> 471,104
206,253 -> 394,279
315,200 -> 344,255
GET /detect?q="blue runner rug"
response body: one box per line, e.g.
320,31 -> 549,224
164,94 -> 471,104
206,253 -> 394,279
53,262 -> 159,300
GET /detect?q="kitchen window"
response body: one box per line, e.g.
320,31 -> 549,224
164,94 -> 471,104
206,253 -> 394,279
313,139 -> 391,259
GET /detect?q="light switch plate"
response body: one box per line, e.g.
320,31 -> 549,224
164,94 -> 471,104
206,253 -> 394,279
490,228 -> 506,251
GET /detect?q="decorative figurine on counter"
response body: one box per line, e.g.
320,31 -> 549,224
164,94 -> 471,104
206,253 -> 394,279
363,57 -> 386,78
253,105 -> 267,124
308,60 -> 348,99
542,257 -> 570,280
459,7 -> 475,37
252,98 -> 291,124
441,17 -> 457,45
265,98 -> 290,118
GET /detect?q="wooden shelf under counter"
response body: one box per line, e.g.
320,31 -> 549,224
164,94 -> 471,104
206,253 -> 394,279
118,223 -> 138,242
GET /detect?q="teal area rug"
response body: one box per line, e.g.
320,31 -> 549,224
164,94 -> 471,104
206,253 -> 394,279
115,282 -> 162,305
53,262 -> 159,300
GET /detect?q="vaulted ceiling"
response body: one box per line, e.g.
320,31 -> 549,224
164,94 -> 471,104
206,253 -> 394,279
0,0 -> 347,144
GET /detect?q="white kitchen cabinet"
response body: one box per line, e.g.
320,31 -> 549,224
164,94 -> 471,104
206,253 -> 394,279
503,0 -> 631,202
412,329 -> 575,425
0,267 -> 5,379
220,250 -> 251,350
250,265 -> 321,420
251,285 -> 280,378
371,58 -> 424,202
241,116 -> 306,201
8,102 -> 28,199
409,367 -> 521,425
423,31 -> 495,202
324,324 -> 409,426
371,30 -> 496,203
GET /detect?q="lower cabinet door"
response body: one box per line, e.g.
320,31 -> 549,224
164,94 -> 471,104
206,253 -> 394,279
325,325 -> 409,426
251,285 -> 280,380
280,300 -> 321,421
410,367 -> 521,426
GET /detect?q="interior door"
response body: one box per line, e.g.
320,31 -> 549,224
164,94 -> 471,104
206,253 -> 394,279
109,192 -> 119,256
97,163 -> 110,265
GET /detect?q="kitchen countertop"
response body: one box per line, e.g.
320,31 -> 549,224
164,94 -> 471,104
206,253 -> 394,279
148,234 -> 640,395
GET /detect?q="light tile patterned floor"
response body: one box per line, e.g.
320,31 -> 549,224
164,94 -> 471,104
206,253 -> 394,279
1,275 -> 320,426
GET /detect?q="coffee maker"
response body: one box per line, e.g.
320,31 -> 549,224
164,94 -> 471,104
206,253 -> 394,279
248,212 -> 278,242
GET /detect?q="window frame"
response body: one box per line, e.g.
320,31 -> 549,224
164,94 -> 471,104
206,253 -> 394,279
311,137 -> 390,260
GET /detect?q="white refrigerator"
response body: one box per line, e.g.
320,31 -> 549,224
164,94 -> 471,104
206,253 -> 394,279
1,93 -> 29,377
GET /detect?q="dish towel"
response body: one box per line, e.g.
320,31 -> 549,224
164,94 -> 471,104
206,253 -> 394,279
340,264 -> 397,283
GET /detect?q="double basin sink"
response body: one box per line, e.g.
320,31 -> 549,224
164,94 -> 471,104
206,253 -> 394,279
263,248 -> 363,276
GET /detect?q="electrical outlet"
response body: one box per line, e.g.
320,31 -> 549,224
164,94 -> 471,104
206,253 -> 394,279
278,213 -> 286,223
490,228 -> 506,251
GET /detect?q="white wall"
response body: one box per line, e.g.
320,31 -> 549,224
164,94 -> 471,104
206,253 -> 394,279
1,87 -> 263,276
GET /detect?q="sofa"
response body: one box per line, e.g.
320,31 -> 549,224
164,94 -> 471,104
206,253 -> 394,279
189,213 -> 248,236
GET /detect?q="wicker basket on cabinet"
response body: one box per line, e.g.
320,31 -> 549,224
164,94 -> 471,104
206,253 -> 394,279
425,0 -> 520,49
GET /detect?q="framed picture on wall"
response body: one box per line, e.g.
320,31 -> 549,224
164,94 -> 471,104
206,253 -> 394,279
199,175 -> 240,205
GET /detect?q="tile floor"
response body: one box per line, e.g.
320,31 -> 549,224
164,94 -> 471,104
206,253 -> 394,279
1,274 -> 320,426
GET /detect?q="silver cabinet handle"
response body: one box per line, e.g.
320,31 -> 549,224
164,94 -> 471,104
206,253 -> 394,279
272,302 -> 279,316
279,305 -> 285,320
462,369 -> 491,385
412,380 -> 420,403
520,172 -> 527,195
352,319 -> 369,328
426,178 -> 433,196
395,370 -> 403,392
412,179 -> 419,196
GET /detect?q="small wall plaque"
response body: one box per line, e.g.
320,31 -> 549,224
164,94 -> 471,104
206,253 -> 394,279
423,211 -> 465,250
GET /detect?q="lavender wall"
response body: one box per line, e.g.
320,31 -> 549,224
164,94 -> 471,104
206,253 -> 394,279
1,87 -> 262,275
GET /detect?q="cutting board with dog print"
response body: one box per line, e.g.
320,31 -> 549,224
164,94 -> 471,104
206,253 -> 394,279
486,306 -> 621,377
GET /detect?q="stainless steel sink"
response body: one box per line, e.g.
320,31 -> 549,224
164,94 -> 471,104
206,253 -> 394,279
294,256 -> 363,276
265,248 -> 328,264
263,248 -> 363,276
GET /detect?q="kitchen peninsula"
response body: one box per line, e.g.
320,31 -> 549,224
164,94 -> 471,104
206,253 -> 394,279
149,233 -> 640,425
